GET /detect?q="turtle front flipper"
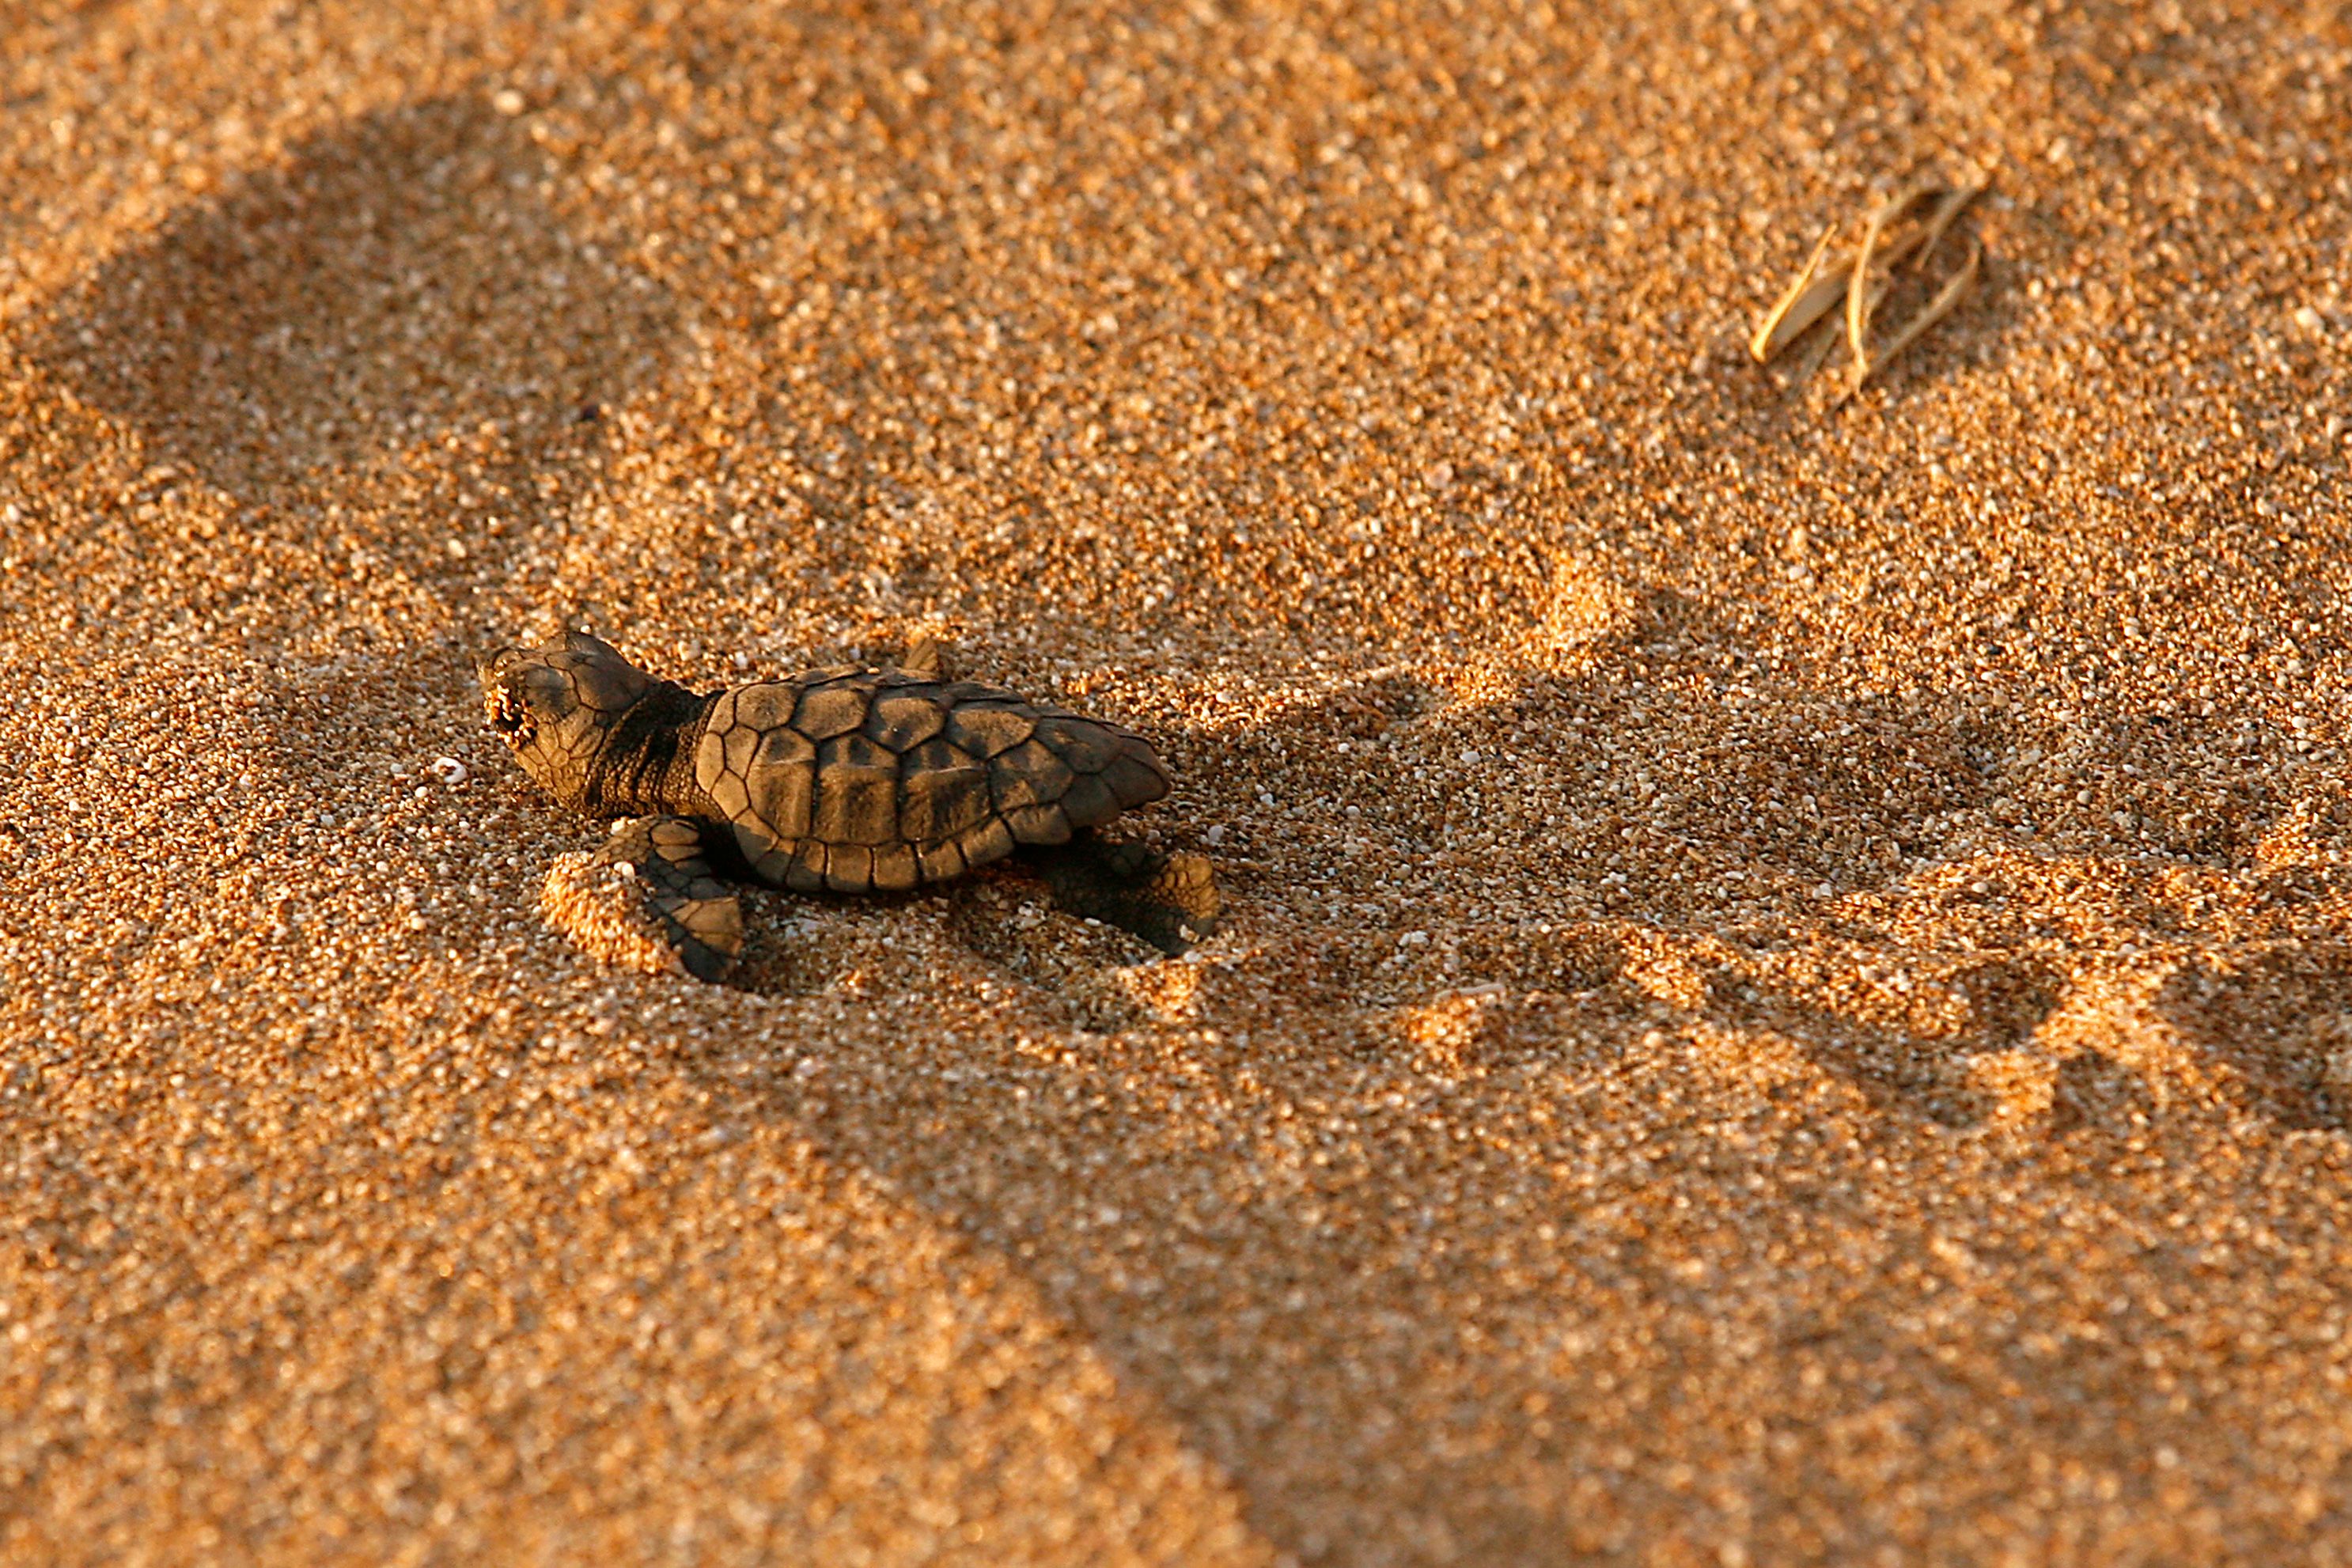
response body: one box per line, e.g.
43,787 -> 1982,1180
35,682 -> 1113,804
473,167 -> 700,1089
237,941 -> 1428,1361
1034,834 -> 1221,956
540,816 -> 744,983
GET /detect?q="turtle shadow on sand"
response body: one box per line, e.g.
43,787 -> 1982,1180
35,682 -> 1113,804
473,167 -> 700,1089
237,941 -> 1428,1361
25,93 -> 680,507
2155,944 -> 2352,1133
1233,584 -> 2331,1129
1676,952 -> 2067,1131
1149,586 -> 2043,1113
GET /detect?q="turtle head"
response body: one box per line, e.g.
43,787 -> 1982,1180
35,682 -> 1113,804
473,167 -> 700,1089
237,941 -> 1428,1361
478,630 -> 660,812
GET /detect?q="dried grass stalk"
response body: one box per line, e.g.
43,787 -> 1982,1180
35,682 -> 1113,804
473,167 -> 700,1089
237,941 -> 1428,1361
1834,237 -> 1983,407
1748,176 -> 1990,397
1749,224 -> 1849,362
1844,184 -> 1938,382
1907,182 -> 1987,275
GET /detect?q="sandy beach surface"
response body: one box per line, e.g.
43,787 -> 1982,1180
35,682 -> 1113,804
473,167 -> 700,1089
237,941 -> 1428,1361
5,1 -> 2350,1562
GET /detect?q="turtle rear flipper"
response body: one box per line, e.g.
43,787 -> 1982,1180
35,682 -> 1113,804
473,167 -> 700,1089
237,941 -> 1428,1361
1036,835 -> 1221,956
540,816 -> 744,983
896,634 -> 956,681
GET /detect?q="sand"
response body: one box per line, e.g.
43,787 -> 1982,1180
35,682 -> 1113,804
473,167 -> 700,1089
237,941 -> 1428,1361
3,0 -> 2350,1562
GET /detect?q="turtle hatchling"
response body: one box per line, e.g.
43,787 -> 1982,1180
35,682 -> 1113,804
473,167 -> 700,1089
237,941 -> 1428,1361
479,629 -> 1221,981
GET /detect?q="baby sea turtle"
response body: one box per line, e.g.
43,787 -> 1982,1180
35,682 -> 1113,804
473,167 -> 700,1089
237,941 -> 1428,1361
479,629 -> 1220,981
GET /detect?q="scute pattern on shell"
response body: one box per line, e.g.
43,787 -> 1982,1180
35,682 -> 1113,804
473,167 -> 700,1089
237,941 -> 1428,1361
692,668 -> 1169,893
